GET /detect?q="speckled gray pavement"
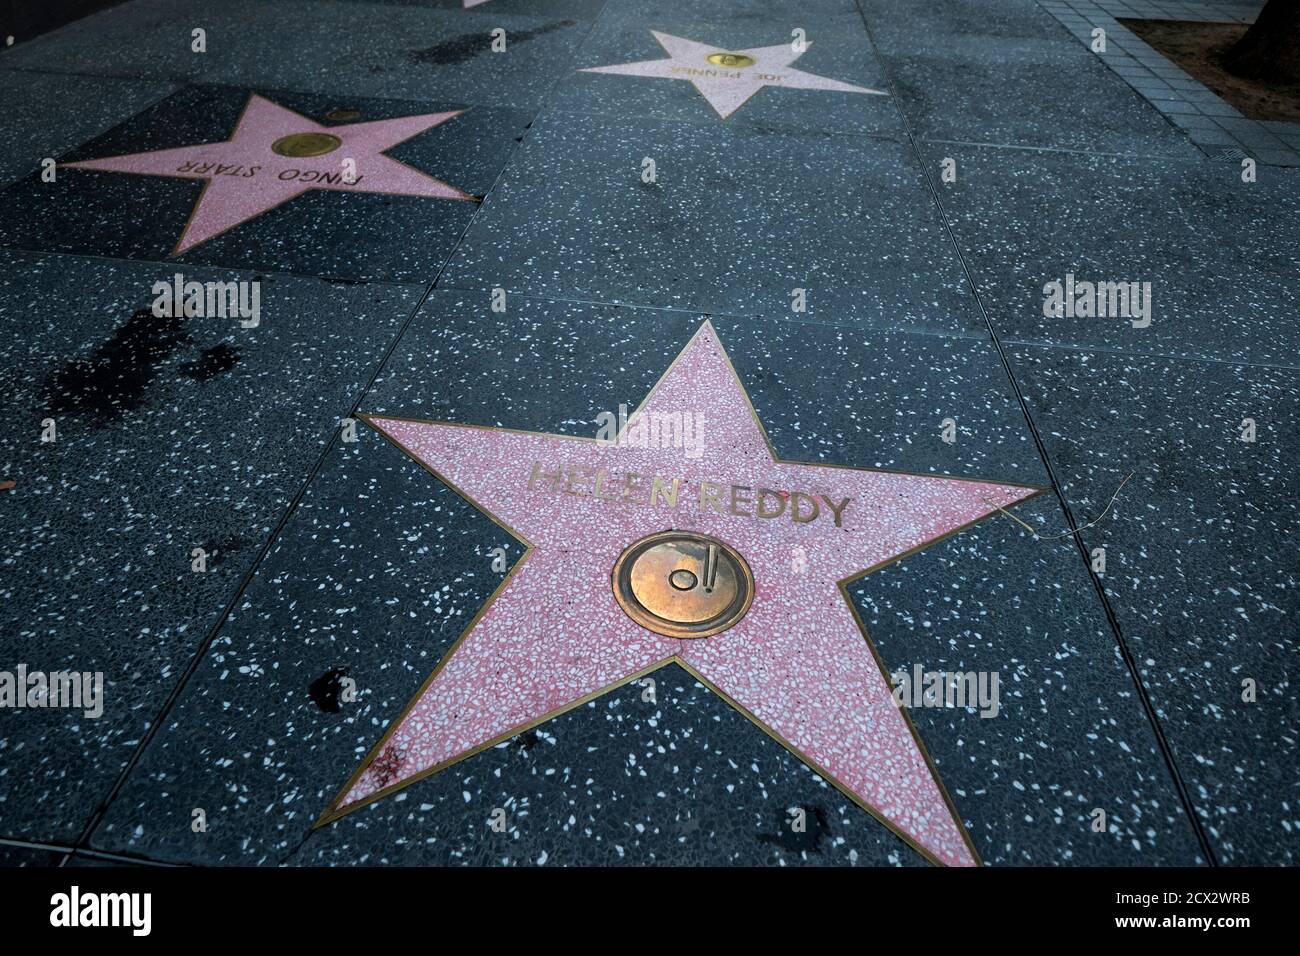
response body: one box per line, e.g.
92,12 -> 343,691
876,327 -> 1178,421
0,0 -> 1294,868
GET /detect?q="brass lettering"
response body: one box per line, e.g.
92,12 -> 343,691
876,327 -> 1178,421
593,468 -> 620,501
820,495 -> 851,527
650,475 -> 680,508
528,461 -> 563,491
622,472 -> 643,504
755,488 -> 786,519
527,465 -> 852,531
789,492 -> 819,524
698,481 -> 724,513
563,467 -> 588,496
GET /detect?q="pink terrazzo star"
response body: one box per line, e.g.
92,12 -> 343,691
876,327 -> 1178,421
62,94 -> 472,254
580,30 -> 887,119
320,323 -> 1043,866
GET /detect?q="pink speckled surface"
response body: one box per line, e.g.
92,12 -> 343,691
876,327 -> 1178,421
581,31 -> 886,119
336,324 -> 1038,866
62,94 -> 470,253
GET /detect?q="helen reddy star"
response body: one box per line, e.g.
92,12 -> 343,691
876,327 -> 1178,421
581,31 -> 886,119
319,323 -> 1043,867
61,93 -> 473,254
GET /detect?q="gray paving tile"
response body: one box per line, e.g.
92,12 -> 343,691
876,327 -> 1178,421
0,842 -> 66,866
282,0 -> 606,15
1169,113 -> 1225,130
0,249 -> 422,843
443,112 -> 987,335
0,0 -> 593,113
1137,90 -> 1183,103
870,29 -> 1200,157
63,850 -> 166,867
1197,100 -> 1243,117
1258,120 -> 1300,135
933,143 -> 1299,366
860,0 -> 1069,41
1187,127 -> 1238,145
1249,148 -> 1300,166
601,0 -> 861,19
0,70 -> 175,190
1009,344 -> 1298,864
1214,116 -> 1268,133
854,502 -> 1203,865
1129,78 -> 1174,91
1236,133 -> 1287,152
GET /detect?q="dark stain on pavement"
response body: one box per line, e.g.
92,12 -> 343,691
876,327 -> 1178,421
309,668 -> 351,714
180,343 -> 242,381
44,308 -> 192,424
409,21 -> 574,66
43,304 -> 252,426
758,804 -> 831,855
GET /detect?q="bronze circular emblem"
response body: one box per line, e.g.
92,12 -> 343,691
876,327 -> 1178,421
271,132 -> 344,157
706,52 -> 755,68
325,107 -> 362,121
612,531 -> 754,639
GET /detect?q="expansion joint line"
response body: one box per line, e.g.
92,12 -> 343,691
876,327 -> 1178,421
853,9 -> 1218,866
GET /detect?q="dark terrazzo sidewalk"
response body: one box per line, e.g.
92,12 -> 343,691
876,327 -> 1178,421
0,0 -> 1293,867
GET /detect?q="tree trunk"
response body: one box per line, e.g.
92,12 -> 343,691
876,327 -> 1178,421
1223,0 -> 1300,84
